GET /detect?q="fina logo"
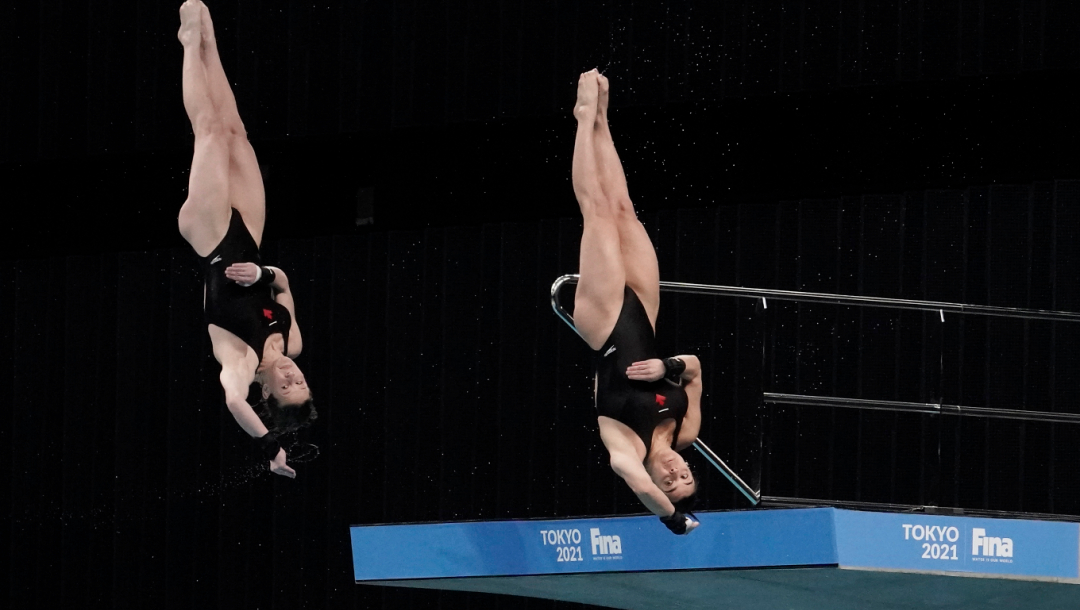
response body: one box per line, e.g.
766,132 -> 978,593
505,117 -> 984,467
971,528 -> 1013,558
590,528 -> 622,557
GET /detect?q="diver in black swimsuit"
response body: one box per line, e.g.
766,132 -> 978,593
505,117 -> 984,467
177,0 -> 314,478
201,209 -> 294,360
571,70 -> 703,534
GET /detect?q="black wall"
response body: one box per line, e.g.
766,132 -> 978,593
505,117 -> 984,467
4,1 -> 1080,609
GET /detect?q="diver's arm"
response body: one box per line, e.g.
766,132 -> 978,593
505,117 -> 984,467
266,267 -> 304,356
599,417 -> 677,516
609,450 -> 677,516
675,355 -> 702,451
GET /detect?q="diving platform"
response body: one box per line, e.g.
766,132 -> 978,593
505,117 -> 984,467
351,508 -> 1080,609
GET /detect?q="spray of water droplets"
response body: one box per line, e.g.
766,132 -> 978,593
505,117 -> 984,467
11,440 -> 322,528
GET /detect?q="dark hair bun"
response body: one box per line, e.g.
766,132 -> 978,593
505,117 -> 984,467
257,394 -> 318,435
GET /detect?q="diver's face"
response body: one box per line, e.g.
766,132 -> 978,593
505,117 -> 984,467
263,357 -> 311,405
650,450 -> 695,502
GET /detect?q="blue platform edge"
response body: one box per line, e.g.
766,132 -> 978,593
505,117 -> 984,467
350,508 -> 1079,582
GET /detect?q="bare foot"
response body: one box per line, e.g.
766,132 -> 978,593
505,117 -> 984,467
199,1 -> 218,50
573,69 -> 599,123
178,0 -> 203,47
597,72 -> 610,118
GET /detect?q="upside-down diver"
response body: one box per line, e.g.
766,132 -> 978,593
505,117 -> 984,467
570,69 -> 703,535
176,0 -> 316,478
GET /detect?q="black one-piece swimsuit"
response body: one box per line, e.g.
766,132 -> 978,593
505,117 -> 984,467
200,209 -> 291,360
594,286 -> 688,457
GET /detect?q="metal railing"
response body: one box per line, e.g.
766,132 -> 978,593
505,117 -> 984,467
693,439 -> 760,504
762,393 -> 1080,424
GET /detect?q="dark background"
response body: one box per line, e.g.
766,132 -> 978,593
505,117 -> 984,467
3,1 -> 1080,609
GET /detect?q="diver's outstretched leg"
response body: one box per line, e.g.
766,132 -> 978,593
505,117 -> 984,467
177,0 -> 231,257
198,2 -> 266,245
594,73 -> 660,328
573,70 -> 626,351
197,1 -> 242,130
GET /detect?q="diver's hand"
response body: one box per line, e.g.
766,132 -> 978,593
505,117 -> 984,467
270,448 -> 296,478
660,511 -> 699,535
627,359 -> 666,382
225,262 -> 261,286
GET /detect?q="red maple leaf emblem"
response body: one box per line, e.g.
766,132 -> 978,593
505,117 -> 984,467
263,309 -> 273,319
655,394 -> 666,406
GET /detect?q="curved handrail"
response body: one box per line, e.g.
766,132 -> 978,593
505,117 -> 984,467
549,274 -> 583,339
